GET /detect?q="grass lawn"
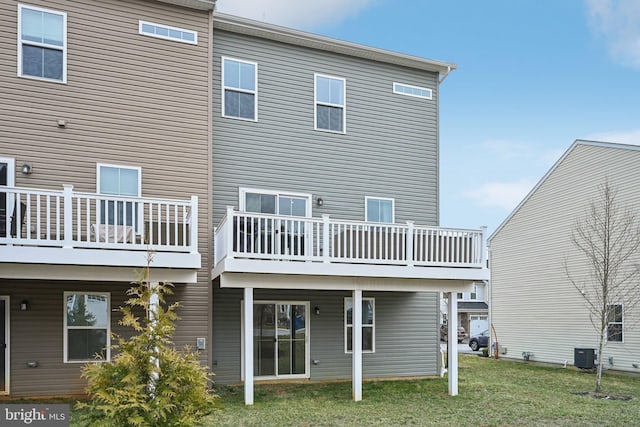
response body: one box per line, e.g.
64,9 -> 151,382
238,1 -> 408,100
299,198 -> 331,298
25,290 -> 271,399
61,355 -> 638,426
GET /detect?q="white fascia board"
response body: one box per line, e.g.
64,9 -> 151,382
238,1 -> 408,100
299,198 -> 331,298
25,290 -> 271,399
219,272 -> 476,293
214,258 -> 489,282
0,263 -> 197,283
0,246 -> 201,269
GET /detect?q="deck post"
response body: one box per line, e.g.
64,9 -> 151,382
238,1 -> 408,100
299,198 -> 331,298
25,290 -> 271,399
406,221 -> 415,266
352,289 -> 362,401
62,185 -> 73,248
226,206 -> 235,260
243,287 -> 254,405
322,215 -> 330,263
447,292 -> 458,396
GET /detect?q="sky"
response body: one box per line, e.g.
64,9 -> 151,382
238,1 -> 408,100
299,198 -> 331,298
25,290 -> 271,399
216,0 -> 640,235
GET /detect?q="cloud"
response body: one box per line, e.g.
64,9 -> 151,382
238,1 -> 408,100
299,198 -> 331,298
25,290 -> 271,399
585,0 -> 640,68
215,0 -> 376,30
584,128 -> 640,145
465,179 -> 536,211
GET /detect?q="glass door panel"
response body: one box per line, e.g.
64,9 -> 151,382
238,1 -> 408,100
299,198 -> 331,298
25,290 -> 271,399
254,303 -> 307,378
253,304 -> 275,377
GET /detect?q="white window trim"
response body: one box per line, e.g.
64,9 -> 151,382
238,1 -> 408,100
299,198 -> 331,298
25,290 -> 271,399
221,56 -> 258,122
606,303 -> 624,343
96,163 -> 142,197
365,196 -> 395,223
17,4 -> 68,84
138,20 -> 197,45
314,73 -> 346,134
344,297 -> 375,354
96,163 -> 142,232
240,300 -> 310,380
63,292 -> 111,363
0,157 -> 16,187
239,187 -> 312,217
392,82 -> 432,100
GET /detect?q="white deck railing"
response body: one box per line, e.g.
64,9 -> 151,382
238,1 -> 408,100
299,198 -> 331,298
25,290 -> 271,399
214,207 -> 486,268
1,185 -> 198,253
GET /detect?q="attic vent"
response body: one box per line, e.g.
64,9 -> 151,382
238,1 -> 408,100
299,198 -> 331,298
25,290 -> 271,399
139,21 -> 197,45
393,82 -> 432,99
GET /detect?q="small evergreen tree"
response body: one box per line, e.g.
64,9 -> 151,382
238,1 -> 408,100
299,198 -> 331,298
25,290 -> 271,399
78,256 -> 218,426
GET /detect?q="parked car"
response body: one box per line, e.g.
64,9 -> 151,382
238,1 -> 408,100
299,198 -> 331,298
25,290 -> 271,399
468,329 -> 490,351
440,324 -> 467,343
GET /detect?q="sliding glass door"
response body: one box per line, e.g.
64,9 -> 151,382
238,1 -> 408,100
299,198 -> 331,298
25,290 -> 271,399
253,302 -> 308,378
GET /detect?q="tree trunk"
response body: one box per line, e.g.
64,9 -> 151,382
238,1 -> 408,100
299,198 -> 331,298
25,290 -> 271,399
595,329 -> 605,393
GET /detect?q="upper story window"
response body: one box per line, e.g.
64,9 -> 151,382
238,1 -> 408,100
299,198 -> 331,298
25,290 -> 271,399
64,292 -> 110,362
222,57 -> 257,121
315,74 -> 345,133
139,21 -> 197,45
240,188 -> 310,217
393,82 -> 432,99
18,4 -> 67,83
365,197 -> 394,223
97,164 -> 141,230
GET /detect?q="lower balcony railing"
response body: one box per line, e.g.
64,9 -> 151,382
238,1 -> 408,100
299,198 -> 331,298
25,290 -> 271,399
1,185 -> 198,253
214,207 -> 486,268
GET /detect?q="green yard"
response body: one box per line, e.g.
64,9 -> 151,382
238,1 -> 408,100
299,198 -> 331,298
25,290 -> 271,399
63,354 -> 638,426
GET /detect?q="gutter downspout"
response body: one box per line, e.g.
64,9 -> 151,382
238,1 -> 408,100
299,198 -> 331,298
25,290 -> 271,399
439,65 -> 452,84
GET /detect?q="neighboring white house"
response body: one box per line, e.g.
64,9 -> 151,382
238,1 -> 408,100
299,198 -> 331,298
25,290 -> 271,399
441,282 -> 488,338
489,140 -> 640,372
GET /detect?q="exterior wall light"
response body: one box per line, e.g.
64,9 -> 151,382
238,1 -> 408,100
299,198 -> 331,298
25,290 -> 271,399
20,300 -> 29,311
316,198 -> 323,207
314,306 -> 320,315
21,163 -> 32,175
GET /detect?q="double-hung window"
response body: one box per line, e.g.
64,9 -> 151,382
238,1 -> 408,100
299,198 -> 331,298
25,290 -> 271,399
315,74 -> 345,133
18,4 -> 67,83
64,292 -> 110,362
345,297 -> 375,353
222,57 -> 257,121
607,304 -> 623,342
97,164 -> 141,231
365,197 -> 394,223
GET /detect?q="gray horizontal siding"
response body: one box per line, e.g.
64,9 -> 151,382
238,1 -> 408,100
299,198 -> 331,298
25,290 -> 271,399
212,30 -> 439,227
212,284 -> 438,384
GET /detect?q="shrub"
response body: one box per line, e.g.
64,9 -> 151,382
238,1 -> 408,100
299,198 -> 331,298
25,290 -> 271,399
77,258 -> 218,426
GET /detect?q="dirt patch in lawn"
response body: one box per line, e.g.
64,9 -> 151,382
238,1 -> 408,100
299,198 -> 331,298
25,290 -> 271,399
572,391 -> 633,401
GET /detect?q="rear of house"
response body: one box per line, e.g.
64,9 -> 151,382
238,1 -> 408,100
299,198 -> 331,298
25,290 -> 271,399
489,140 -> 640,372
209,14 -> 489,403
0,0 -> 213,396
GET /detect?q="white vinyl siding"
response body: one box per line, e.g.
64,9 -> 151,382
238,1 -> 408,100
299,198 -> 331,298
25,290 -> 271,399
139,20 -> 197,44
18,4 -> 67,83
222,57 -> 257,121
314,73 -> 345,133
64,292 -> 110,363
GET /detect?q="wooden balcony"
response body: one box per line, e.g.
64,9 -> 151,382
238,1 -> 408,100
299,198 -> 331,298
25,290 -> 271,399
0,185 -> 200,282
213,207 -> 489,285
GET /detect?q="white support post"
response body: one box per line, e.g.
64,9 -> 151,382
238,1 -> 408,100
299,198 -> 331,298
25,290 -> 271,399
62,185 -> 74,248
189,196 -> 198,253
149,281 -> 160,397
447,292 -> 458,396
243,288 -> 254,405
322,215 -> 330,263
352,289 -> 363,401
480,225 -> 488,267
406,221 -> 415,266
226,206 -> 235,260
